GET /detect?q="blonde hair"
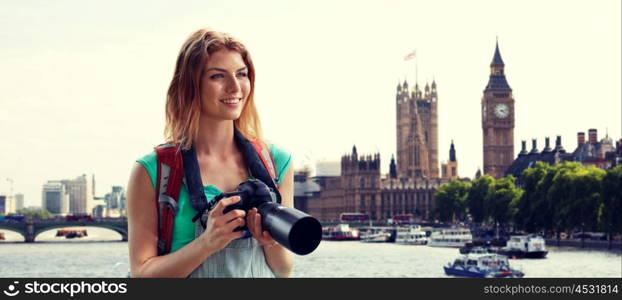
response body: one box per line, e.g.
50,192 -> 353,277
164,29 -> 263,150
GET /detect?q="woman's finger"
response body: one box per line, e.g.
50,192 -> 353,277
254,210 -> 262,234
249,208 -> 261,236
210,196 -> 241,216
223,217 -> 246,233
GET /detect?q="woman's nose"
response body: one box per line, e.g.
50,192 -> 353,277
225,76 -> 241,93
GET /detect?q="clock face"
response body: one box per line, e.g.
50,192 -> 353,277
494,103 -> 509,119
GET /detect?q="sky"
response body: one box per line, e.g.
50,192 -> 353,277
1,0 -> 620,208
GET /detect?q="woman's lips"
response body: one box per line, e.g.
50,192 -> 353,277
220,98 -> 242,107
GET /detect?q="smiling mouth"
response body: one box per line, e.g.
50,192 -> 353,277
220,98 -> 242,104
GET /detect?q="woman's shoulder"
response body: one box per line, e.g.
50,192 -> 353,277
265,141 -> 293,184
135,143 -> 179,182
267,142 -> 291,160
136,150 -> 158,188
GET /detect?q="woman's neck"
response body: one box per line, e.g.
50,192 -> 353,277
194,118 -> 237,159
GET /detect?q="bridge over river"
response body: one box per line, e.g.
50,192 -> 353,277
0,219 -> 127,242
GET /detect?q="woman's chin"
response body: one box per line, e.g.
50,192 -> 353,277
201,111 -> 242,121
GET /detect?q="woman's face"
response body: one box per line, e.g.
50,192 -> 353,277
199,49 -> 251,121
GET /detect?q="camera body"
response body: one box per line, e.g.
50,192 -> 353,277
215,178 -> 322,255
220,178 -> 279,231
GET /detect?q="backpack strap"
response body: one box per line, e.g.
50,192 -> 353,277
251,140 -> 279,186
154,143 -> 184,256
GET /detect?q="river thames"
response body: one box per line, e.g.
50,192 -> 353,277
1,228 -> 620,278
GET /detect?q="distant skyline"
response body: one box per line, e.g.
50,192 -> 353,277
1,0 -> 620,207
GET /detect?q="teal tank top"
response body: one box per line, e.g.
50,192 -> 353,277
136,143 -> 292,252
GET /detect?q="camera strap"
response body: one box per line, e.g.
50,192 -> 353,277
181,144 -> 210,217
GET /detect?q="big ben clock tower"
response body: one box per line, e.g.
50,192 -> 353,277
482,40 -> 514,178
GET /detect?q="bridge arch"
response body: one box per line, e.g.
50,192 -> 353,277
0,221 -> 128,242
32,225 -> 128,242
0,227 -> 26,241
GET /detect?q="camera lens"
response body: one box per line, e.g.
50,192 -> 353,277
258,202 -> 322,255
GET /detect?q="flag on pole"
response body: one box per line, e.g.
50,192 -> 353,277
404,50 -> 416,61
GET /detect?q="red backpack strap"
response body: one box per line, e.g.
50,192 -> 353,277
250,140 -> 279,188
154,143 -> 184,255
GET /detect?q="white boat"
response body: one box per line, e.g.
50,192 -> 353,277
496,234 -> 548,259
428,228 -> 473,248
322,224 -> 360,241
395,225 -> 428,245
360,228 -> 392,243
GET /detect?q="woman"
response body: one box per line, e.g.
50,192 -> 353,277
127,29 -> 294,278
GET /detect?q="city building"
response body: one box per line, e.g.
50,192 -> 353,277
505,129 -> 621,182
0,194 -> 16,214
307,146 -> 445,222
103,186 -> 126,217
92,197 -> 107,218
15,194 -> 24,211
396,78 -> 439,178
341,147 -> 382,219
441,141 -> 459,180
307,162 -> 344,221
482,41 -> 515,178
572,129 -> 619,169
60,174 -> 94,215
315,161 -> 340,177
293,168 -> 320,214
41,180 -> 70,216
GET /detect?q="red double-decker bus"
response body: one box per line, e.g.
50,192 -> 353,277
65,215 -> 94,222
391,214 -> 414,224
339,212 -> 370,222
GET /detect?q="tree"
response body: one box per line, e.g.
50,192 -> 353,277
466,175 -> 494,224
573,166 -> 605,232
489,175 -> 522,231
433,179 -> 470,223
514,162 -> 551,232
547,162 -> 604,246
516,162 -> 553,233
600,165 -> 622,248
15,208 -> 54,219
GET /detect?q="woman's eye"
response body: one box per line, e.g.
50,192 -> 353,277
209,74 -> 224,80
236,72 -> 248,78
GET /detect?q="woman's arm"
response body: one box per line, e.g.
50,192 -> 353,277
247,165 -> 295,277
127,162 -> 246,277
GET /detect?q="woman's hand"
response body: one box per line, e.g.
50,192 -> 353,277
198,196 -> 247,251
247,207 -> 278,248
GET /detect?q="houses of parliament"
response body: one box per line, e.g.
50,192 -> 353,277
302,42 -> 514,222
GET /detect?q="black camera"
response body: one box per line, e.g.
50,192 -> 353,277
217,179 -> 322,255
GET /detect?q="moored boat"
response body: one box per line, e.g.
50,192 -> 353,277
459,241 -> 499,254
496,234 -> 548,259
459,245 -> 495,255
322,224 -> 360,241
395,225 -> 428,245
56,228 -> 88,239
428,227 -> 472,248
360,228 -> 392,243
